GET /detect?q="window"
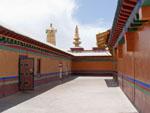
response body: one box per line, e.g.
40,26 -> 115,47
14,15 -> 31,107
37,59 -> 41,74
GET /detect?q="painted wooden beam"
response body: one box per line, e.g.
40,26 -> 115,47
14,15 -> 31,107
114,0 -> 144,48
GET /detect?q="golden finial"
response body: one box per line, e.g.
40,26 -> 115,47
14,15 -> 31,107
46,23 -> 57,45
73,25 -> 81,47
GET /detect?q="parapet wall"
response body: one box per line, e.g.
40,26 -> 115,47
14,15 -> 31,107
72,56 -> 115,76
0,25 -> 73,98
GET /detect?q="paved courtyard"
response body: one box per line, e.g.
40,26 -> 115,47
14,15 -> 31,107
0,76 -> 138,113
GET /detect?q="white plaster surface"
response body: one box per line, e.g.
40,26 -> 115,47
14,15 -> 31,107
70,50 -> 111,56
0,77 -> 138,113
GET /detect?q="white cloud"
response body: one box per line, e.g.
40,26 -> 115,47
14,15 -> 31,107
0,0 -> 108,50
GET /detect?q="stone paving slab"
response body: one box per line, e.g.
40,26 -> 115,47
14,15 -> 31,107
0,77 -> 138,113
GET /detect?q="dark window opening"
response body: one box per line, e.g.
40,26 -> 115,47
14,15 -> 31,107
37,59 -> 41,74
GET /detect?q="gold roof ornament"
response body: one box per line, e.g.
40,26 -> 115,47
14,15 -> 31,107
46,23 -> 57,45
73,25 -> 81,47
96,30 -> 110,49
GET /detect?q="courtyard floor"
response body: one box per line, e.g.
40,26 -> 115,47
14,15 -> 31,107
0,76 -> 138,113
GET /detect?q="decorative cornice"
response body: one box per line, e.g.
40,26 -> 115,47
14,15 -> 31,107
0,36 -> 71,61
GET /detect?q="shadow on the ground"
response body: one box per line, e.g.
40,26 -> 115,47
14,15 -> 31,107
0,76 -> 78,112
105,79 -> 119,87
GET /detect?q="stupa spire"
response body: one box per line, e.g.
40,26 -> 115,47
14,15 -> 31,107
73,25 -> 81,47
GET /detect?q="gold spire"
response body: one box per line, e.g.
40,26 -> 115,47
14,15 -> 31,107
46,23 -> 57,45
73,25 -> 81,47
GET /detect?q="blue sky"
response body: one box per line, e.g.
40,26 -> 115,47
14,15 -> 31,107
0,0 -> 118,50
74,0 -> 118,28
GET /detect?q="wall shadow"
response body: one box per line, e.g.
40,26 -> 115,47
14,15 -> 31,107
0,76 -> 78,112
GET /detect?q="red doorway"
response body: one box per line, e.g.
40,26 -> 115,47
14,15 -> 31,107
19,57 -> 34,90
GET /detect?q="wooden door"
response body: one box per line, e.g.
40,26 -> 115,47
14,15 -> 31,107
19,58 -> 34,90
